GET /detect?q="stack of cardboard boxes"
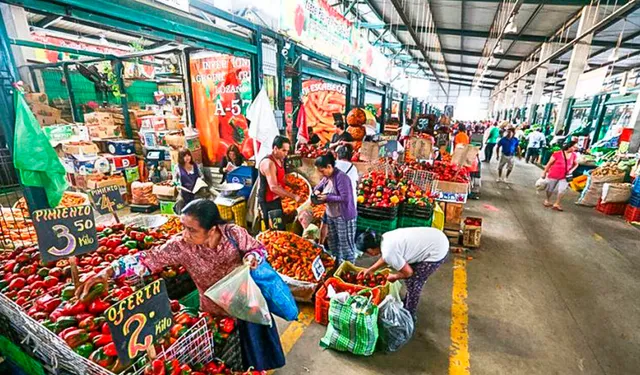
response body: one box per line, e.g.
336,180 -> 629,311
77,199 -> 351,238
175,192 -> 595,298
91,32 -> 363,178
25,93 -> 65,126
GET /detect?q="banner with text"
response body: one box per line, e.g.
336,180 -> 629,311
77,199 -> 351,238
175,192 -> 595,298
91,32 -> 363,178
301,78 -> 346,144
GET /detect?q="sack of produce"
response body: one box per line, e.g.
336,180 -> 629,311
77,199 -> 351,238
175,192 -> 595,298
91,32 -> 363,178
251,261 -> 299,321
131,181 -> 158,205
601,182 -> 632,204
377,294 -> 414,352
590,163 -> 626,184
205,265 -> 272,326
535,178 -> 548,192
577,166 -> 625,206
320,291 -> 379,356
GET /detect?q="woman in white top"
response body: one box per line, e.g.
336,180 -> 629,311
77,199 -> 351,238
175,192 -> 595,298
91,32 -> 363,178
357,227 -> 449,316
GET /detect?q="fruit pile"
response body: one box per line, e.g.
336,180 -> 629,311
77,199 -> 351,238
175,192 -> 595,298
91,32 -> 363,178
258,231 -> 335,282
356,170 -> 406,208
282,174 -> 310,215
296,143 -> 328,159
143,358 -> 264,375
340,271 -> 388,288
0,223 -> 197,371
312,204 -> 326,220
406,161 -> 470,183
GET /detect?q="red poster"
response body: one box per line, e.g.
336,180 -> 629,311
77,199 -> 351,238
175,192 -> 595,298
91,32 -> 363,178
301,78 -> 346,144
189,51 -> 254,165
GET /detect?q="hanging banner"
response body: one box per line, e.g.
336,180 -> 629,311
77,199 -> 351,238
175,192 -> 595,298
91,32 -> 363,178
281,0 -> 356,66
301,78 -> 346,144
391,101 -> 401,119
189,51 -> 254,165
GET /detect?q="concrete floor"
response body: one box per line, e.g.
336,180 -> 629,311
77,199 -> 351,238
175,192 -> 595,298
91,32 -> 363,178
274,158 -> 640,375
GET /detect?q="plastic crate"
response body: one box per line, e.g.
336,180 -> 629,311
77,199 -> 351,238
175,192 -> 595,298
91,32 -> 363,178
596,200 -> 627,216
629,193 -> 640,208
398,215 -> 433,228
160,200 -> 176,215
356,215 -> 397,234
357,204 -> 399,219
399,203 -> 434,220
315,277 -> 381,326
624,204 -> 640,222
333,261 -> 391,299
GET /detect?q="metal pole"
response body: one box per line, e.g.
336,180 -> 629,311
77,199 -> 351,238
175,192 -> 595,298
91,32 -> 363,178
62,63 -> 78,122
113,60 -> 133,139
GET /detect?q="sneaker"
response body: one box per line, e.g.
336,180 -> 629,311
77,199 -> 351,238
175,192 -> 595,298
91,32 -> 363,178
496,177 -> 502,182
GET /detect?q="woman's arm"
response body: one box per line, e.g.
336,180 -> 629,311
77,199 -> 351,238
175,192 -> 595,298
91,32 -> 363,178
324,175 -> 349,203
226,225 -> 267,263
543,155 -> 557,177
388,263 -> 414,281
362,257 -> 387,276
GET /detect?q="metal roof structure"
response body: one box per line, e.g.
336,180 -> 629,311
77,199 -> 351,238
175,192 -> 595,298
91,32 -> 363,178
335,0 -> 640,96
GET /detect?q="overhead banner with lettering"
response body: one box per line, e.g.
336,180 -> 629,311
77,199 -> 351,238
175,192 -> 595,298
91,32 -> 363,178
189,51 -> 254,165
301,78 -> 346,144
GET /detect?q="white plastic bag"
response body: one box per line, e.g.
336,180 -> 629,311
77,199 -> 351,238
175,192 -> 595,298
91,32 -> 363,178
377,295 -> 415,352
535,178 -> 548,192
205,265 -> 272,326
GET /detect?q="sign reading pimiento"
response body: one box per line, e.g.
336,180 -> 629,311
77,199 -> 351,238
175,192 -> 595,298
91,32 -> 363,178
105,279 -> 173,365
32,205 -> 98,262
88,185 -> 125,215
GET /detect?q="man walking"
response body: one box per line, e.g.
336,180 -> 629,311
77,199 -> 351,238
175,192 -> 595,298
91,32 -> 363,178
525,128 -> 546,163
483,122 -> 500,162
496,129 -> 520,182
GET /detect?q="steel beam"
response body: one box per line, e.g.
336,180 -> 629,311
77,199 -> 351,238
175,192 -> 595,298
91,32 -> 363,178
386,0 -> 448,94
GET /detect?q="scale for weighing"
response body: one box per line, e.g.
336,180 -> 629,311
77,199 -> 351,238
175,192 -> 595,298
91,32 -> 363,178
214,182 -> 246,207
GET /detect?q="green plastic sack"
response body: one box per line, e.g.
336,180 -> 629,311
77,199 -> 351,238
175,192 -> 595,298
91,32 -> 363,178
13,90 -> 67,207
320,291 -> 379,356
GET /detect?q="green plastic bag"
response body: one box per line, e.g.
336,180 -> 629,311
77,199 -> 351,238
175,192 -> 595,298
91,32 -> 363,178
320,291 -> 379,356
13,90 -> 67,207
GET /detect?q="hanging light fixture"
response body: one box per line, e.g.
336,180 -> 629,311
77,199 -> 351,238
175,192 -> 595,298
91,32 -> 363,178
494,41 -> 504,55
505,15 -> 518,34
608,48 -> 619,62
488,56 -> 496,66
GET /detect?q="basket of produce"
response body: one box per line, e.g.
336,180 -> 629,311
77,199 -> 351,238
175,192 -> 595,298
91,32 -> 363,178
257,230 -> 335,302
315,277 -> 381,326
356,170 -> 405,219
282,173 -> 311,216
0,208 -> 38,250
333,261 -> 391,299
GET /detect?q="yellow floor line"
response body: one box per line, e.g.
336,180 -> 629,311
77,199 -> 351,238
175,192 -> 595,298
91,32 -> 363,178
593,233 -> 603,241
279,304 -> 315,355
449,257 -> 470,375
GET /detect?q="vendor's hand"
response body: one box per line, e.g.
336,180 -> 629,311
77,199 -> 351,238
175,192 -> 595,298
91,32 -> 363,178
387,273 -> 402,282
357,268 -> 372,279
243,253 -> 259,269
75,269 -> 110,300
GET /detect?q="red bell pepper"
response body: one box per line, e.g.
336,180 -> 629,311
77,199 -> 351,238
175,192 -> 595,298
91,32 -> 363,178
63,300 -> 86,316
92,333 -> 112,347
219,318 -> 235,334
103,342 -> 117,357
88,299 -> 110,315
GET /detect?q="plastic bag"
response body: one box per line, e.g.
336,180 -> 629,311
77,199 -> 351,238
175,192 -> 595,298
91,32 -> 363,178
205,265 -> 272,326
377,295 -> 415,352
431,202 -> 445,231
535,178 -> 548,192
251,262 -> 299,321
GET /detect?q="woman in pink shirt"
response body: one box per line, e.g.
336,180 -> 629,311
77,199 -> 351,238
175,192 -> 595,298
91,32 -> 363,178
542,141 -> 579,211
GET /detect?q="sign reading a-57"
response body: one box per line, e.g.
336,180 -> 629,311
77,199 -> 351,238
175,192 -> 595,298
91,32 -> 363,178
32,205 -> 98,262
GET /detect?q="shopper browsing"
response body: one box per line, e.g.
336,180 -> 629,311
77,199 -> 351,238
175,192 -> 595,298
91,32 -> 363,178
314,154 -> 357,263
173,149 -> 209,214
258,136 -> 303,228
525,128 -> 546,163
496,129 -> 520,182
329,122 -> 355,152
542,141 -> 579,211
77,200 -> 285,372
483,122 -> 500,162
356,227 -> 449,317
453,124 -> 470,148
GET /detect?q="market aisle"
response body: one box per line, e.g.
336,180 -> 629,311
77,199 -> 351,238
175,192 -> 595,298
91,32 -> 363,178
276,158 -> 640,375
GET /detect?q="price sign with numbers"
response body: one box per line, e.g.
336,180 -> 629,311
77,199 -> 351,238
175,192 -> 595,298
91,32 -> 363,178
312,255 -> 326,281
32,205 -> 98,262
105,279 -> 173,365
88,185 -> 125,215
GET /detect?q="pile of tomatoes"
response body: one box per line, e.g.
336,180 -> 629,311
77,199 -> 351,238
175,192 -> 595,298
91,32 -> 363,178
340,271 -> 388,288
296,143 -> 328,159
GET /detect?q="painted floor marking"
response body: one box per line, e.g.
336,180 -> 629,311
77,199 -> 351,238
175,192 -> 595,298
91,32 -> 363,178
450,257 -> 470,374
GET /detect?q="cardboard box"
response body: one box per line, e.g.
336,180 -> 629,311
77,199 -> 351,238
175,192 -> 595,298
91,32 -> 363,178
164,116 -> 181,130
36,114 -> 65,126
30,103 -> 61,119
62,142 -> 100,156
87,175 -> 127,190
104,154 -> 137,170
164,133 -> 184,149
88,125 -> 123,139
436,180 -> 470,195
84,112 -> 116,127
138,116 -> 166,131
106,140 -> 135,155
191,148 -> 203,164
462,225 -> 482,248
152,184 -> 176,198
42,124 -> 74,143
444,202 -> 464,229
141,131 -> 158,148
25,92 -> 48,105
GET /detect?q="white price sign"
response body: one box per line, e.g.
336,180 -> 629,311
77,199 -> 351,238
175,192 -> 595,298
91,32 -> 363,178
312,255 -> 326,281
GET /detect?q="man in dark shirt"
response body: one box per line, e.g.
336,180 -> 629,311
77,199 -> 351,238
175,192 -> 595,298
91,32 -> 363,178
329,123 -> 355,152
496,129 -> 520,182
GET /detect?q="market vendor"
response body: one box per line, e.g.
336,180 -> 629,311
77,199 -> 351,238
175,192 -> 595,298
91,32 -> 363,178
314,154 -> 357,263
328,122 -> 355,152
173,149 -> 209,214
258,136 -> 303,228
219,144 -> 245,182
77,199 -> 285,372
356,227 -> 449,317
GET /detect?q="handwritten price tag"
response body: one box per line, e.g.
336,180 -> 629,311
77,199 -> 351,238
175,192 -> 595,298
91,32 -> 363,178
312,255 -> 325,281
105,279 -> 173,365
89,185 -> 125,215
32,205 -> 98,262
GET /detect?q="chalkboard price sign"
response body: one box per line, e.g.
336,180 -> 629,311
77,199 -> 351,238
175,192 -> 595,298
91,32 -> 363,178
88,185 -> 125,215
105,279 -> 173,364
32,205 -> 98,262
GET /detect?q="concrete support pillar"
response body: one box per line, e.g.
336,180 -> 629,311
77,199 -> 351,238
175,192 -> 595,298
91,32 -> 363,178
513,63 -> 532,112
528,43 -> 553,121
555,6 -> 597,133
625,94 -> 640,153
0,5 -> 35,87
